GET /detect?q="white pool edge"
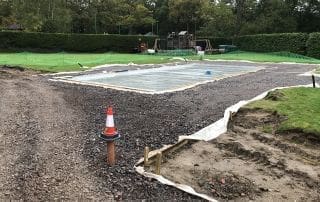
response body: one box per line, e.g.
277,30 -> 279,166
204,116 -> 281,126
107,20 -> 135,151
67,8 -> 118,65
44,59 -> 318,77
205,59 -> 320,66
51,66 -> 265,94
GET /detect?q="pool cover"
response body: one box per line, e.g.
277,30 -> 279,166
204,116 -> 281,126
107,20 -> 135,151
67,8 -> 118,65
65,63 -> 263,94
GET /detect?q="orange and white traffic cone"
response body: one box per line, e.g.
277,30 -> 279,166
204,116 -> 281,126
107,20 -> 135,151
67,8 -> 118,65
102,106 -> 120,140
104,107 -> 117,138
100,106 -> 120,166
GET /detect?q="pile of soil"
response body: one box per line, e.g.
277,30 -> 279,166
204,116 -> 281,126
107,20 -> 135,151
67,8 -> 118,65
196,171 -> 257,200
160,109 -> 320,201
0,66 -> 27,79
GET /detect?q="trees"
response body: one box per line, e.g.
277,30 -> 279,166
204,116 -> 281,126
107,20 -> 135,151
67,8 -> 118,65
240,0 -> 297,35
0,0 -> 319,35
0,0 -> 72,32
199,1 -> 236,37
121,1 -> 155,34
152,0 -> 171,35
42,0 -> 72,33
0,0 -> 14,29
295,0 -> 320,32
168,0 -> 204,33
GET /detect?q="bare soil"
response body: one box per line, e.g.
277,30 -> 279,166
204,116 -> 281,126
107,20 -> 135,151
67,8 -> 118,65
160,109 -> 320,201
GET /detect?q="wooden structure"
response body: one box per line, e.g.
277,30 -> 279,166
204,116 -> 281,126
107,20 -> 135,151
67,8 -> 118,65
168,31 -> 194,49
153,31 -> 213,53
194,39 -> 213,52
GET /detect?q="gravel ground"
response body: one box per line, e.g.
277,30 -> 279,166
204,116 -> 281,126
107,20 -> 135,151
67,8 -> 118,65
0,62 -> 317,201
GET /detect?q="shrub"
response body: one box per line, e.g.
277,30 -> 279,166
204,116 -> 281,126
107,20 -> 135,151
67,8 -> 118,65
306,33 -> 320,59
234,33 -> 309,55
0,31 -> 156,53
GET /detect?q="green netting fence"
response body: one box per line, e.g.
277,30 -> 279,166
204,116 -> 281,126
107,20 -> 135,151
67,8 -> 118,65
267,51 -> 317,60
150,49 -> 196,56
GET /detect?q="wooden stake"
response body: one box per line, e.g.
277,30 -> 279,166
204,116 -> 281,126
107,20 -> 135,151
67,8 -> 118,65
107,141 -> 116,166
136,140 -> 189,167
144,147 -> 150,167
155,152 -> 162,175
229,111 -> 233,121
312,75 -> 316,88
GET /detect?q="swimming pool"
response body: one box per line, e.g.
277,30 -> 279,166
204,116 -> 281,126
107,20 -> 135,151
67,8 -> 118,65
61,63 -> 263,94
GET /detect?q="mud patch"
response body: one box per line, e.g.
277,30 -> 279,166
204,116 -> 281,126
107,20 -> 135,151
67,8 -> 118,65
265,90 -> 285,101
231,108 -> 320,145
159,109 -> 320,201
195,171 -> 257,200
0,66 -> 40,79
229,108 -> 286,133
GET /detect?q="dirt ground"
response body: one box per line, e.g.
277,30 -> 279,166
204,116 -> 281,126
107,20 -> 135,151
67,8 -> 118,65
0,62 -> 318,201
160,109 -> 320,201
0,68 -> 114,200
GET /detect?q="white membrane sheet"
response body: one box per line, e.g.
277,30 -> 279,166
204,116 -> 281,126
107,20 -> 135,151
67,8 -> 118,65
65,63 -> 263,93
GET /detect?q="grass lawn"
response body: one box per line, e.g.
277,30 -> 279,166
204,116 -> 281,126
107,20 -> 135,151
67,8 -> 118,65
0,51 -> 320,72
246,87 -> 320,137
0,52 -> 173,72
202,51 -> 320,64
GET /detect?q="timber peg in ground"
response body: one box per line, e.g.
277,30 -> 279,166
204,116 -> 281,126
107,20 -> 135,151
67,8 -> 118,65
100,106 -> 120,166
312,75 -> 316,88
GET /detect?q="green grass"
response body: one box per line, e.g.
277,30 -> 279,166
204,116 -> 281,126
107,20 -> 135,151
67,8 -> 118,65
246,87 -> 320,137
0,52 -> 173,72
0,51 -> 319,72
201,51 -> 320,64
262,125 -> 273,134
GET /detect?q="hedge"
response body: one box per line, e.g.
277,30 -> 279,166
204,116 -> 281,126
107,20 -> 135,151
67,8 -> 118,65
1,31 -> 319,59
306,33 -> 320,59
234,33 -> 309,55
0,31 -> 156,53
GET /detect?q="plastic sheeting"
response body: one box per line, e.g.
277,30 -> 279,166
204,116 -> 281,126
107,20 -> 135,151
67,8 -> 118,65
67,63 -> 263,93
135,84 -> 318,202
300,71 -> 320,78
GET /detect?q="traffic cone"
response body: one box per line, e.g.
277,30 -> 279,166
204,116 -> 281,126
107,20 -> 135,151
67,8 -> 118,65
102,106 -> 120,140
104,107 -> 116,136
100,106 -> 120,166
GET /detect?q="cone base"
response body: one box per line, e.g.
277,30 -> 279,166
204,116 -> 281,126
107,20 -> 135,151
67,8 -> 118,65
100,132 -> 121,141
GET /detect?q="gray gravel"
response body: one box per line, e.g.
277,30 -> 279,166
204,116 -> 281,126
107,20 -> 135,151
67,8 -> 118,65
0,61 -> 317,201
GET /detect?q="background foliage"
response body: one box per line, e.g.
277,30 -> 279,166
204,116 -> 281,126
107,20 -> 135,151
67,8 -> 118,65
234,33 -> 309,55
0,31 -> 156,52
306,33 -> 320,59
1,31 -> 319,59
1,0 -> 320,37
